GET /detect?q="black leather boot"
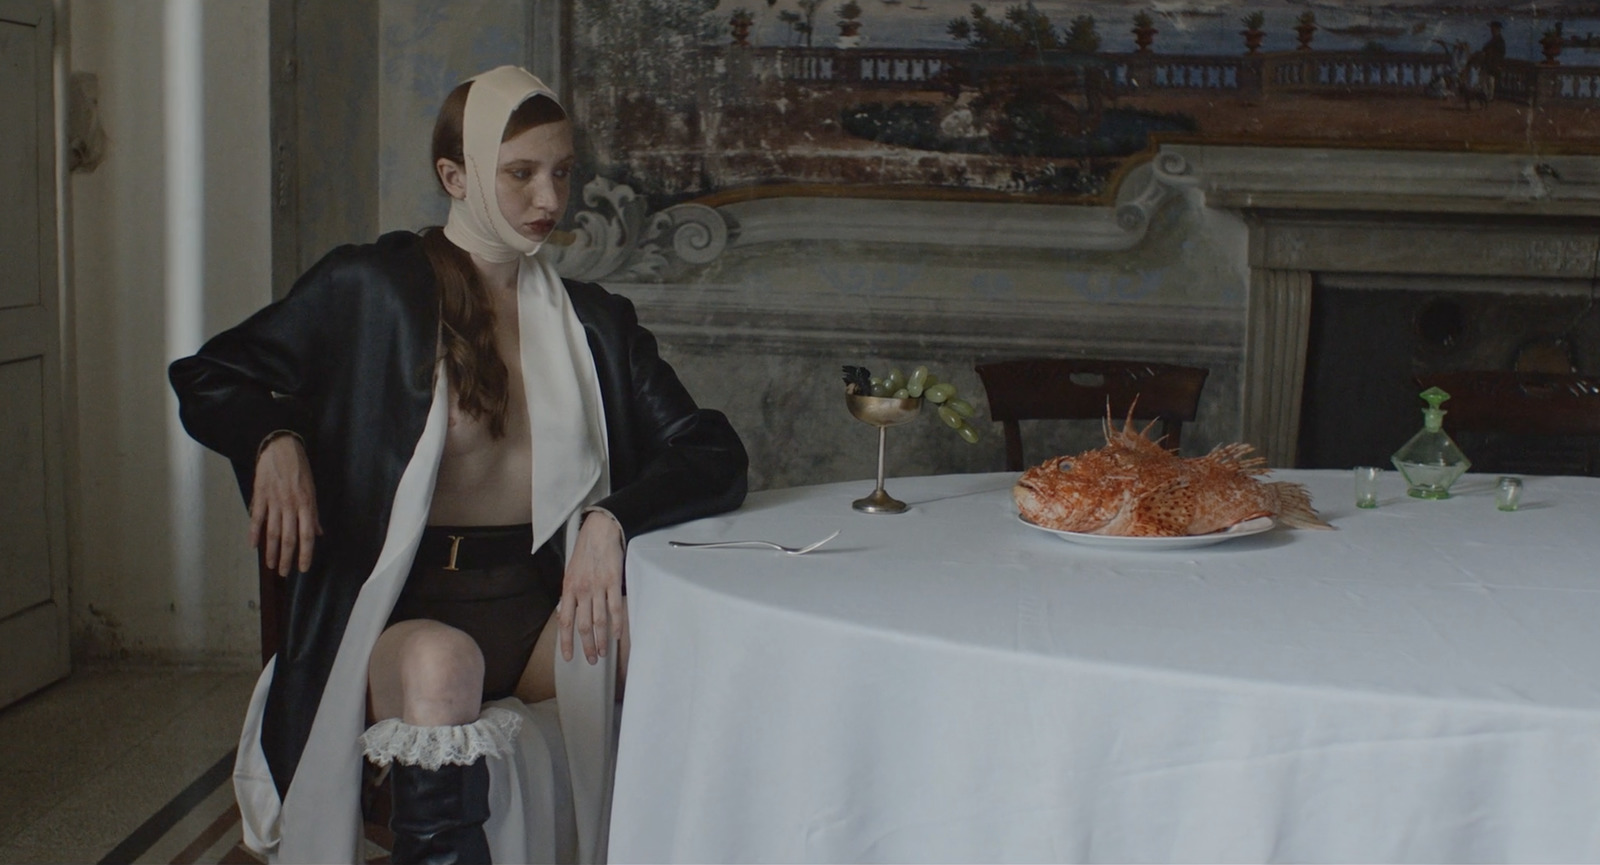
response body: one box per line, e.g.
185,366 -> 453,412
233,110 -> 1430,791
388,757 -> 493,865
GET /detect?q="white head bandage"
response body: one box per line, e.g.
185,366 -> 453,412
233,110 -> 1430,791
442,66 -> 562,262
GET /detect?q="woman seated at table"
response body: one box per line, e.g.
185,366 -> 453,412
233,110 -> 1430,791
169,65 -> 747,863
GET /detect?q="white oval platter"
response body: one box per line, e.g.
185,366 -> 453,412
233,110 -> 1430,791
1018,515 -> 1277,550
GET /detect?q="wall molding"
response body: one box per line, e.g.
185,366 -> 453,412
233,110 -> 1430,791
613,281 -> 1240,361
546,154 -> 1196,283
1171,143 -> 1600,216
721,157 -> 1188,253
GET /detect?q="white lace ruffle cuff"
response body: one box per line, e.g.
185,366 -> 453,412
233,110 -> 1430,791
360,706 -> 522,770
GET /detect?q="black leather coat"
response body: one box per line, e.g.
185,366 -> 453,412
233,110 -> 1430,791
169,231 -> 747,795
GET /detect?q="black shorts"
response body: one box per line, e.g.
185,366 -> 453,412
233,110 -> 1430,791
388,524 -> 565,701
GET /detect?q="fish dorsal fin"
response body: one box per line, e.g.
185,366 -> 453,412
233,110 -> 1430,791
1101,396 -> 1146,444
1195,441 -> 1269,475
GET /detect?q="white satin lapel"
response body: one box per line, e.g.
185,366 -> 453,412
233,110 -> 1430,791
275,365 -> 451,864
517,255 -> 608,552
519,254 -> 617,863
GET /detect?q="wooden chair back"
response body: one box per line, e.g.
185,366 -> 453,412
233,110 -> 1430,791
1412,371 -> 1600,437
975,359 -> 1210,471
258,552 -> 288,667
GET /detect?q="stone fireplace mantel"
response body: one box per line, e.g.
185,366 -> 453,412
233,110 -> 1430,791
1165,143 -> 1600,466
1171,144 -> 1600,217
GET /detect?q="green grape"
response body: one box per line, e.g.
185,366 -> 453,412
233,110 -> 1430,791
906,366 -> 929,397
843,362 -> 975,442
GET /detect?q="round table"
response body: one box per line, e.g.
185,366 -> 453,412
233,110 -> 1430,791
608,470 -> 1600,863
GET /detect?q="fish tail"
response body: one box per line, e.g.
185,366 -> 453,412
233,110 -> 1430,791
1267,482 -> 1334,530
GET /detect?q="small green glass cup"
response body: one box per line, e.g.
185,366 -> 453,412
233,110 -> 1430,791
1495,476 -> 1523,512
1353,466 -> 1382,509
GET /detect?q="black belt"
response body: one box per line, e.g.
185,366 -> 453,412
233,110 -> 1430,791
415,524 -> 537,571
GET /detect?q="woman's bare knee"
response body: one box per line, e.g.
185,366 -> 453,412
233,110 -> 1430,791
369,620 -> 484,726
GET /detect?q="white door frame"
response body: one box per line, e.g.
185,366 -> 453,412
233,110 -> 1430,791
0,0 -> 70,710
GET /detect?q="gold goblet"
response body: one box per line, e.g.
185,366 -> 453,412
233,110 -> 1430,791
846,393 -> 923,513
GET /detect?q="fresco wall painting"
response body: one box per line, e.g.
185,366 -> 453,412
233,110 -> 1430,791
570,1 -> 1600,206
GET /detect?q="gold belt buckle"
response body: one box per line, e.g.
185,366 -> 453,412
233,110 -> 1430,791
443,535 -> 465,571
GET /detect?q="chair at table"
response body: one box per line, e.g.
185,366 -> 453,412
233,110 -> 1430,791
1413,370 -> 1600,476
975,358 -> 1209,471
256,552 -> 396,837
258,552 -> 289,667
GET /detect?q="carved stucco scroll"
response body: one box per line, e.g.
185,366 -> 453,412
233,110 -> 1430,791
545,177 -> 729,283
548,158 -> 1194,283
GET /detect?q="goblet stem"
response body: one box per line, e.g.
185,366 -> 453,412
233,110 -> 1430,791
874,426 -> 888,495
853,424 -> 908,513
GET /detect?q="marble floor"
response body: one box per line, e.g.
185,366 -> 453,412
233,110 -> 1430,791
0,667 -> 258,864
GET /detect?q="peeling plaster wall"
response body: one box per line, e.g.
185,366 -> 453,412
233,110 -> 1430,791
371,3 -> 1254,491
635,189 -> 1251,491
69,0 -> 269,665
378,0 -> 530,235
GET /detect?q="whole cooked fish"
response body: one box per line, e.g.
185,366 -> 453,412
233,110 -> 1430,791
1015,411 -> 1332,536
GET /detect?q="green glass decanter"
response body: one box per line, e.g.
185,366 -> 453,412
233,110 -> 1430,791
1391,386 -> 1471,499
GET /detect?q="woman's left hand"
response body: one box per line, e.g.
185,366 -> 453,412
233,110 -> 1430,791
559,511 -> 626,665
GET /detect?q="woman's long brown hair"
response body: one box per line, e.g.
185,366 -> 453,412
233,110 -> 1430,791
424,81 -> 567,438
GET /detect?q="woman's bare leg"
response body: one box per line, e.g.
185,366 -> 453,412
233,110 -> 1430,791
514,608 -> 629,704
513,614 -> 560,704
366,620 -> 495,865
369,619 -> 486,724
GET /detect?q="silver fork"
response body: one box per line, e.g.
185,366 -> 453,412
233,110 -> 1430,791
668,530 -> 841,556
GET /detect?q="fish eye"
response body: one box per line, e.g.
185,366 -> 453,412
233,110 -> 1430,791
1055,459 -> 1073,472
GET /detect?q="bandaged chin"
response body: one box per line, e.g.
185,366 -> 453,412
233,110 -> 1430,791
442,66 -> 563,263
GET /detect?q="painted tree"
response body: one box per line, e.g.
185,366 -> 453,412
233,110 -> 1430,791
778,0 -> 826,47
946,3 -> 1064,54
1064,14 -> 1100,53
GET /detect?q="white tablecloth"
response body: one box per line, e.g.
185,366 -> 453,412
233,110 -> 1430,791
608,470 -> 1600,863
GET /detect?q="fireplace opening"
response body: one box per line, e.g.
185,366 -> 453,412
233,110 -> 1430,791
1296,281 -> 1600,476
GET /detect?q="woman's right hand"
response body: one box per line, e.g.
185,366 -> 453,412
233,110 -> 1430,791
251,433 -> 322,577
